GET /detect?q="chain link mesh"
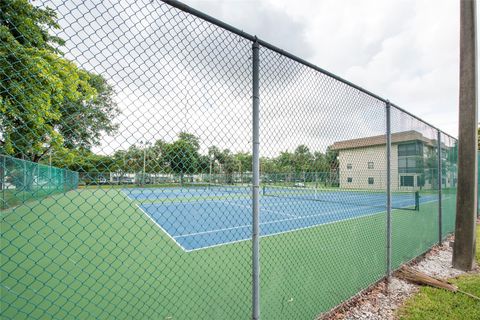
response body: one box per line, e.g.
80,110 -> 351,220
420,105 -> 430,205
259,47 -> 388,318
1,1 -> 458,319
1,155 -> 79,210
390,107 -> 441,270
440,133 -> 458,237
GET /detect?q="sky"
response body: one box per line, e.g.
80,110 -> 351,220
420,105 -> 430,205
181,0 -> 467,138
39,0 -> 477,156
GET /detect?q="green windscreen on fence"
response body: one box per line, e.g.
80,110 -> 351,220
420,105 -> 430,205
1,155 -> 79,210
441,134 -> 458,237
0,1 -> 459,320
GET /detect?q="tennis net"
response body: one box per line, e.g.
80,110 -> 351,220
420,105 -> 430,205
263,186 -> 419,211
206,183 -> 251,195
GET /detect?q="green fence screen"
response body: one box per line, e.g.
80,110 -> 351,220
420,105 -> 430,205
1,155 -> 79,210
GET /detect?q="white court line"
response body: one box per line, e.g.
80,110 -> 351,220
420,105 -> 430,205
122,189 -> 447,253
174,204 -> 372,239
139,196 -> 253,205
183,196 -> 445,252
135,204 -> 189,252
174,223 -> 252,238
228,202 -> 298,218
119,190 -> 188,252
184,210 -> 386,252
260,199 -> 322,208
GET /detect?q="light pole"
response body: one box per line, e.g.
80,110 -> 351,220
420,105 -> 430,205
239,160 -> 242,185
122,151 -> 127,185
209,154 -> 214,187
143,146 -> 146,185
140,141 -> 151,186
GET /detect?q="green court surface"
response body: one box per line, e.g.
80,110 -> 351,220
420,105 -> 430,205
1,188 -> 455,319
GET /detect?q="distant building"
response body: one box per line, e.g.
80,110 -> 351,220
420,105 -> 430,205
330,131 -> 456,190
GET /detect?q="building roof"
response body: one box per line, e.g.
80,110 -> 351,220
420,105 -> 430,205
330,130 -> 436,151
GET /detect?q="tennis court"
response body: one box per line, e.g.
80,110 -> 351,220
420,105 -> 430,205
123,187 -> 438,251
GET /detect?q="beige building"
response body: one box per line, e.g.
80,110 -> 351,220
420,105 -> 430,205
330,131 -> 456,191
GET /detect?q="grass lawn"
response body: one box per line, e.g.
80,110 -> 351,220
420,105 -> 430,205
397,224 -> 480,320
0,187 -> 457,319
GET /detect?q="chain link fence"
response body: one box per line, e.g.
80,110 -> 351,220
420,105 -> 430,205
1,155 -> 79,210
1,0 -> 458,319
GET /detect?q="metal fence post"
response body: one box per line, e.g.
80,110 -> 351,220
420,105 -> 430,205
437,130 -> 443,244
252,38 -> 261,320
1,155 -> 5,210
23,158 -> 26,202
35,163 -> 39,199
386,101 -> 392,278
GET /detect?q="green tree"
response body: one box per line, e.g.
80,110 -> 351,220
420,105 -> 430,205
124,146 -> 143,173
178,132 -> 200,151
325,146 -> 339,186
234,152 -> 252,183
312,151 -> 327,172
197,155 -> 211,174
276,151 -> 294,176
50,148 -> 116,174
234,152 -> 252,174
0,0 -> 64,52
260,157 -> 276,174
293,145 -> 313,173
423,147 -> 439,190
164,133 -> 200,184
57,73 -> 119,151
209,146 -> 236,184
112,149 -> 129,181
325,146 -> 339,170
0,0 -> 119,163
148,139 -> 168,173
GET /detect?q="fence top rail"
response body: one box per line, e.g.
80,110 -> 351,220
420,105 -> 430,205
160,0 -> 456,141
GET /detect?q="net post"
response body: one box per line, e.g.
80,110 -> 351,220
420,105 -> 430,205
251,38 -> 261,320
415,191 -> 420,211
437,130 -> 442,244
386,101 -> 392,279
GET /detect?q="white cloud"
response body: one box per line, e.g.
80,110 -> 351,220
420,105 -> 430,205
186,0 -> 461,137
38,0 -> 466,156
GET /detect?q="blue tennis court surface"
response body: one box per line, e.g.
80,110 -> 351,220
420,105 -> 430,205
122,187 -> 438,251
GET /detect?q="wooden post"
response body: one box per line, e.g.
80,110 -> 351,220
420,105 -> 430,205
452,0 -> 478,271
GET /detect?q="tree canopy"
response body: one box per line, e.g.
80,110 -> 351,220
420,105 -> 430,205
0,2 -> 342,183
75,131 -> 340,186
0,0 -> 119,162
164,135 -> 200,178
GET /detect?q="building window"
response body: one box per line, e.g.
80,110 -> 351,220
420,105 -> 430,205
398,141 -> 423,174
398,157 -> 419,173
398,142 -> 423,157
347,177 -> 353,183
368,162 -> 374,169
400,175 -> 414,187
368,177 -> 374,185
347,164 -> 352,170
